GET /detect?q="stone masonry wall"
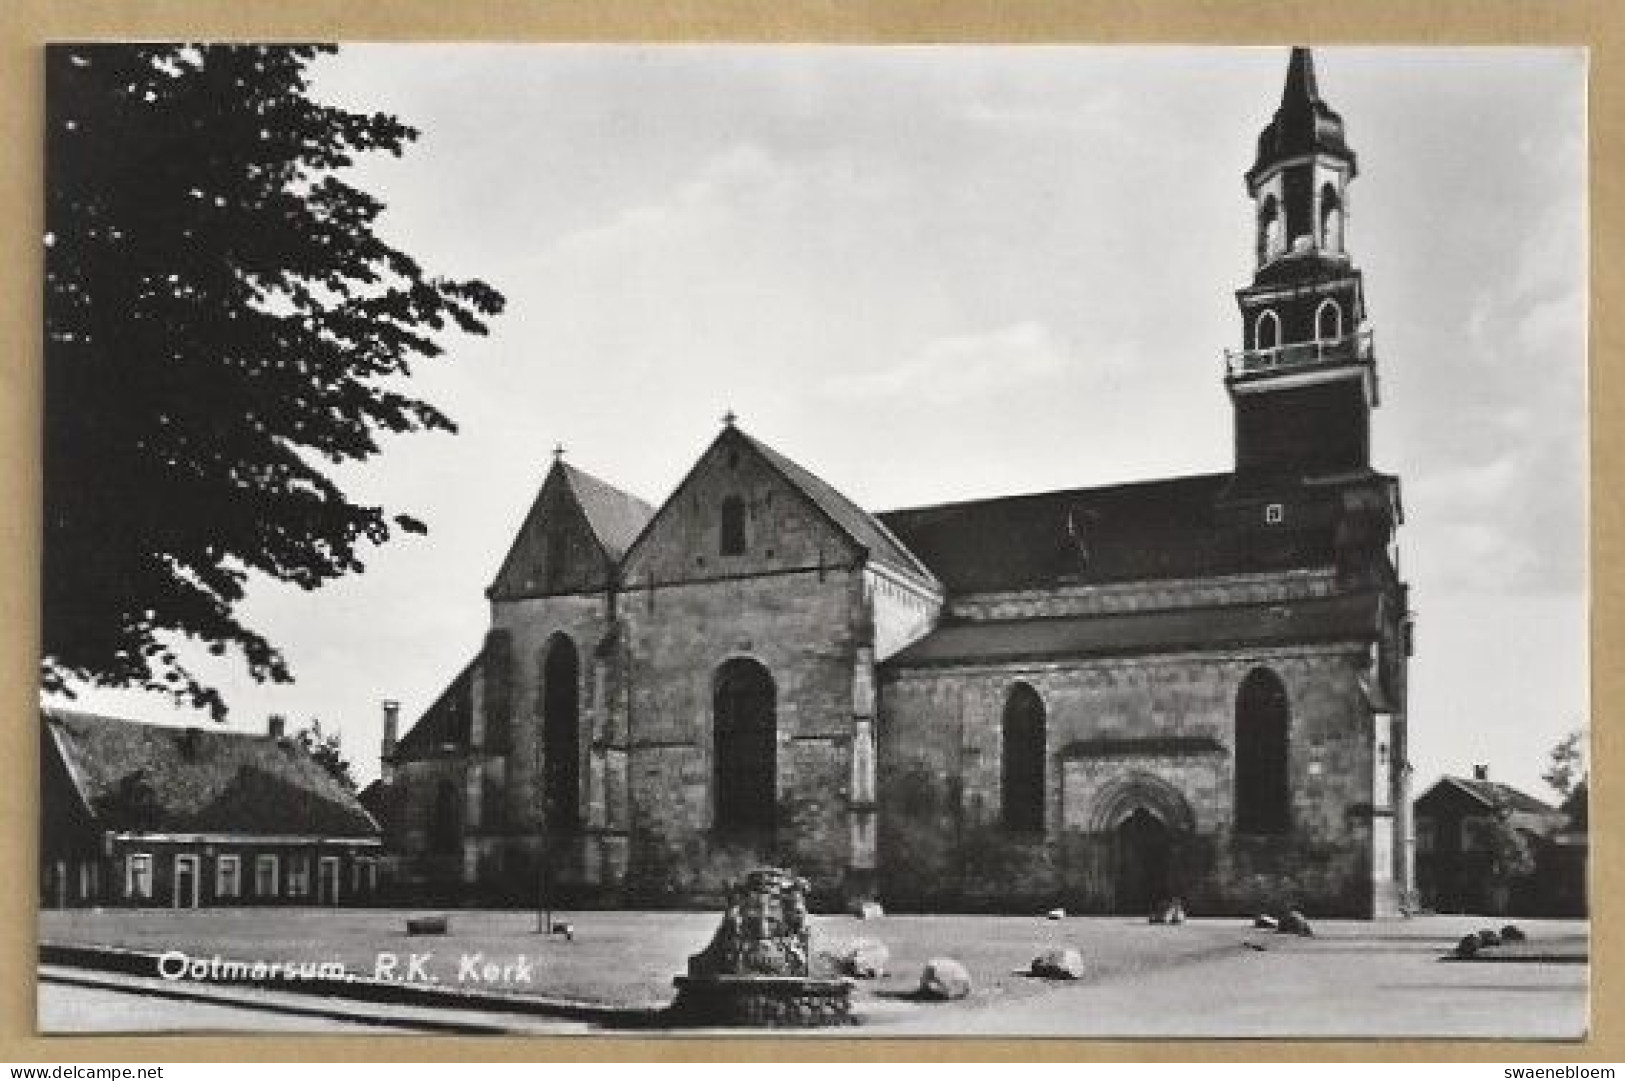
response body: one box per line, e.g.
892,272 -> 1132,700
877,643 -> 1379,915
620,568 -> 860,908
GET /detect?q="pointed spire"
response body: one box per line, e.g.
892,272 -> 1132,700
1281,47 -> 1321,108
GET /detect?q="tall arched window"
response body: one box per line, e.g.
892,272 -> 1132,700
1320,183 -> 1345,253
542,635 -> 581,830
714,658 -> 777,837
720,496 -> 746,556
431,780 -> 462,853
1001,683 -> 1046,832
1316,299 -> 1343,342
1235,668 -> 1291,835
1257,194 -> 1283,264
1255,309 -> 1281,351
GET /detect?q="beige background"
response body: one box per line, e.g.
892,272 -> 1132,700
0,0 -> 1614,1063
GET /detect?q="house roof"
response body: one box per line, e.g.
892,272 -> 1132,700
886,592 -> 1382,668
1423,775 -> 1561,819
879,473 -> 1242,593
43,707 -> 378,839
560,461 -> 657,563
735,429 -> 941,591
393,656 -> 479,759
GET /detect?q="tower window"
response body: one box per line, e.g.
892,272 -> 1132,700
1001,683 -> 1046,832
1235,667 -> 1291,835
1257,194 -> 1284,264
1316,299 -> 1343,342
1320,183 -> 1345,253
720,496 -> 746,555
1254,309 -> 1281,351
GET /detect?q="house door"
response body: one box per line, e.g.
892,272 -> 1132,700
1114,808 -> 1171,914
317,857 -> 341,906
173,855 -> 200,909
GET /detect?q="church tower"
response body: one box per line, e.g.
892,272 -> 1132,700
1227,47 -> 1375,484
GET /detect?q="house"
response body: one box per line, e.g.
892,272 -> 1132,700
372,48 -> 1415,916
1413,767 -> 1570,915
40,707 -> 383,908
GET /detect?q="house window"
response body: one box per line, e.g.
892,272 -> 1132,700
720,496 -> 747,556
1235,667 -> 1291,835
1001,683 -> 1046,832
216,855 -> 241,899
1462,818 -> 1495,853
1265,502 -> 1284,525
288,855 -> 310,897
255,854 -> 279,898
126,854 -> 153,900
1416,819 -> 1436,855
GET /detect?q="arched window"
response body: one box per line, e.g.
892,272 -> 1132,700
1316,299 -> 1343,342
431,780 -> 461,853
542,635 -> 581,830
1235,668 -> 1291,835
720,496 -> 746,556
714,658 -> 777,837
1255,309 -> 1281,351
1001,683 -> 1046,832
1320,183 -> 1345,253
1257,194 -> 1283,264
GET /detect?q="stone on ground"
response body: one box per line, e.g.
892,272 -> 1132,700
1455,933 -> 1482,958
1501,924 -> 1527,942
850,900 -> 885,920
1253,914 -> 1279,930
1029,947 -> 1086,980
1045,908 -> 1066,921
837,938 -> 890,979
1476,928 -> 1502,947
1277,910 -> 1313,937
918,957 -> 972,1000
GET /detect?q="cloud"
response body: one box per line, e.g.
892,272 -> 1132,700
822,321 -> 1078,405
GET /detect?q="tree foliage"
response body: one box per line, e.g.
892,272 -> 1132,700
43,45 -> 504,718
1541,727 -> 1587,801
295,719 -> 357,792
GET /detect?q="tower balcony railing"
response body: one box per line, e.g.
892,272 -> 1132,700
1225,328 -> 1374,379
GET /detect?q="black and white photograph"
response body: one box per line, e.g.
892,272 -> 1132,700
36,43 -> 1588,1039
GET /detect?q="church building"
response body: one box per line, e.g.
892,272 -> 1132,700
374,49 -> 1415,917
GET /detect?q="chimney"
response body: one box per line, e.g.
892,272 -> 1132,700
381,699 -> 400,782
268,714 -> 286,740
1472,764 -> 1489,781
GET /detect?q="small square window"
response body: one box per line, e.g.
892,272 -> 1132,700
1265,503 -> 1284,525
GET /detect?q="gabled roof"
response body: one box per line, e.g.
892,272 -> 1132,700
735,429 -> 940,591
560,462 -> 657,563
393,656 -> 479,759
1424,775 -> 1561,819
880,473 -> 1241,593
487,460 -> 655,599
887,592 -> 1381,668
42,707 -> 377,839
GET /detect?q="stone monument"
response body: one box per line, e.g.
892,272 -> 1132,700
670,867 -> 854,1026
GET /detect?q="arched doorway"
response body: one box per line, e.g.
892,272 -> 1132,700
542,635 -> 581,830
713,658 -> 777,840
1115,807 -> 1172,914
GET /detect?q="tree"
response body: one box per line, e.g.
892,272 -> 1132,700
1542,728 -> 1588,801
42,46 -> 504,719
295,719 -> 357,792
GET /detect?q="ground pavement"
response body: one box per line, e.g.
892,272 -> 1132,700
37,909 -> 1588,1038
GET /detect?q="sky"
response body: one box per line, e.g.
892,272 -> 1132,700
51,46 -> 1588,801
